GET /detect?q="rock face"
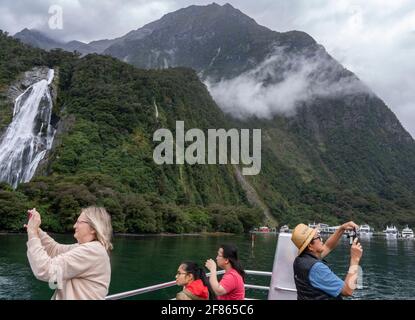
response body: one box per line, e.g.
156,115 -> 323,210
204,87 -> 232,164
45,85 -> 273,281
103,3 -> 319,81
7,67 -> 52,100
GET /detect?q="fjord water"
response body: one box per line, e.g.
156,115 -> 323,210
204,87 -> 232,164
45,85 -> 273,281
0,69 -> 55,188
0,233 -> 414,300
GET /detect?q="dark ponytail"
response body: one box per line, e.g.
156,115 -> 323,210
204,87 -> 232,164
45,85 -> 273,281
220,244 -> 245,281
182,261 -> 217,300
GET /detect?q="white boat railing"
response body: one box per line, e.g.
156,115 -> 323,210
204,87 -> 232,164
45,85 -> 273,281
106,270 -> 273,300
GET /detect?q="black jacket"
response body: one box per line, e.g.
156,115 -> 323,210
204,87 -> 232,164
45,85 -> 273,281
293,252 -> 343,300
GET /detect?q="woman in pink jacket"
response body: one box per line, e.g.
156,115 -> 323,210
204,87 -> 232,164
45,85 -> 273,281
25,206 -> 113,300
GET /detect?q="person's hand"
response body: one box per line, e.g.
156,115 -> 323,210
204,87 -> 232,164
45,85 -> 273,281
24,208 -> 41,235
205,259 -> 217,273
341,221 -> 359,231
350,238 -> 363,264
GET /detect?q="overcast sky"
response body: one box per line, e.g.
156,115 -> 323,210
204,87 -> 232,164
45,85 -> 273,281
1,0 -> 414,137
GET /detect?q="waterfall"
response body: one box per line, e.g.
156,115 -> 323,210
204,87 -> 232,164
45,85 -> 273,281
0,69 -> 56,189
154,100 -> 159,119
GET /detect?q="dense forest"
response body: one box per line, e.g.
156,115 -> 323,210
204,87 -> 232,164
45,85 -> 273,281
1,30 -> 415,234
0,31 -> 262,233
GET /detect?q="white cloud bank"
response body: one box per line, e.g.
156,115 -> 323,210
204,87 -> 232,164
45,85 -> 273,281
206,47 -> 369,119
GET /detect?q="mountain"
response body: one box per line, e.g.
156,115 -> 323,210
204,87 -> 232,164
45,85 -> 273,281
14,28 -> 98,55
13,28 -> 63,51
88,38 -> 119,53
3,3 -> 415,232
103,3 -> 318,80
64,40 -> 97,54
100,3 -> 415,226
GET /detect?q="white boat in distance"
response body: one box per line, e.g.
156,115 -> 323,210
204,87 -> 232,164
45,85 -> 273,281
308,223 -> 339,234
320,225 -> 340,234
358,224 -> 373,237
308,222 -> 317,229
401,226 -> 414,239
315,223 -> 329,233
279,225 -> 290,233
384,225 -> 398,239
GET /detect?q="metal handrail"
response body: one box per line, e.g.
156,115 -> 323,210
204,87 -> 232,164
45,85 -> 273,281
273,285 -> 297,292
244,270 -> 272,277
106,281 -> 177,300
245,284 -> 269,291
106,270 -> 271,300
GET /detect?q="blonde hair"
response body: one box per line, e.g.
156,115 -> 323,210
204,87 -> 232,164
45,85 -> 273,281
81,206 -> 113,252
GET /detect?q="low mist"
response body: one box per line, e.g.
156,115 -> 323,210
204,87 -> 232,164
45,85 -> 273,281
206,46 -> 370,119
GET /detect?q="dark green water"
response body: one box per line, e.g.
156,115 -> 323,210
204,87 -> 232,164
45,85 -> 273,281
1,233 -> 414,300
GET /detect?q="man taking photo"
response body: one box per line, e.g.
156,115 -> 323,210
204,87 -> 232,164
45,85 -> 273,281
291,222 -> 363,300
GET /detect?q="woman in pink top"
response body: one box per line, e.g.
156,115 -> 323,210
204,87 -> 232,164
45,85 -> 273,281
25,206 -> 113,300
205,244 -> 245,300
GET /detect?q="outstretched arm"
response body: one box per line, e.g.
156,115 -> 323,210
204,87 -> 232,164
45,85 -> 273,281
26,209 -> 77,257
38,229 -> 78,257
322,221 -> 359,258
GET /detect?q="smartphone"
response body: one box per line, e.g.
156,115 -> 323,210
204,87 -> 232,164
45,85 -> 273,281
348,229 -> 359,245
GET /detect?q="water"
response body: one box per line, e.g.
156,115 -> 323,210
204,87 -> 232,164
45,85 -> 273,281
0,233 -> 414,300
0,69 -> 56,188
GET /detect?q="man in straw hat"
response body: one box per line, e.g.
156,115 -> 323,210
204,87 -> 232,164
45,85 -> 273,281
291,221 -> 363,300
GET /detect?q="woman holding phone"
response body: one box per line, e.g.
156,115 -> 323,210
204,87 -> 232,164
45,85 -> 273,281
25,206 -> 113,300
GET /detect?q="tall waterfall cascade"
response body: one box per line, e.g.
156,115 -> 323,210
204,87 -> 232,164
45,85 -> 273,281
0,69 -> 56,189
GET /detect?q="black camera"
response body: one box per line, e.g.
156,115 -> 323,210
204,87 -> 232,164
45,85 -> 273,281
347,228 -> 358,245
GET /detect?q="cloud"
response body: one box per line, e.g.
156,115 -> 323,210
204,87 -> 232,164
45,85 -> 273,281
243,0 -> 415,136
206,47 -> 369,119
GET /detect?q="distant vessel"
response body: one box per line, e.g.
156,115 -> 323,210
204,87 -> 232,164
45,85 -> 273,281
251,226 -> 276,233
384,225 -> 398,239
327,226 -> 340,234
318,224 -> 340,234
317,223 -> 329,233
358,224 -> 373,237
279,225 -> 290,233
401,226 -> 414,239
308,223 -> 338,234
308,222 -> 317,229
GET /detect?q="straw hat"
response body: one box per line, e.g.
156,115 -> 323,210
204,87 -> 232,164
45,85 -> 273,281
291,223 -> 318,255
